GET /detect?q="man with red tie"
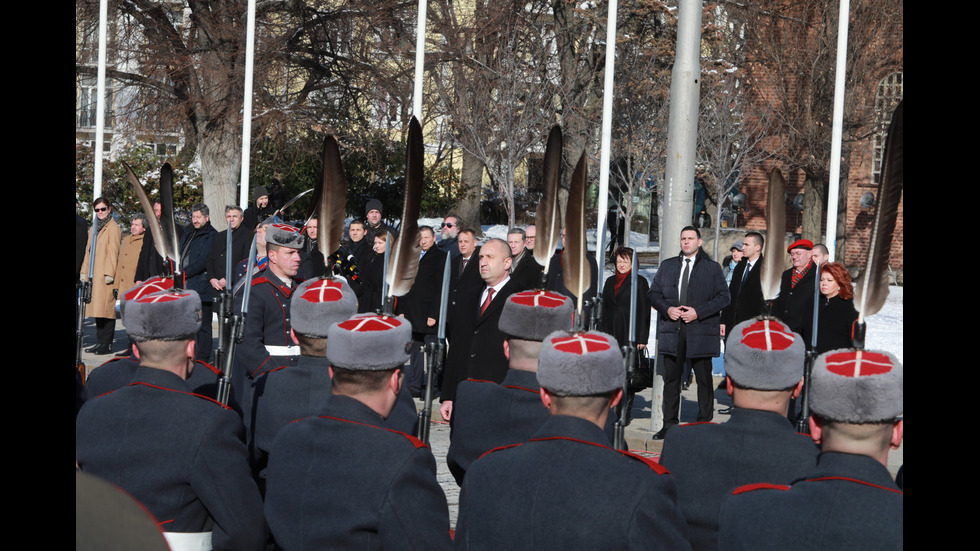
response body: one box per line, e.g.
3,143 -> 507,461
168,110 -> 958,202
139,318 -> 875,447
440,238 -> 521,421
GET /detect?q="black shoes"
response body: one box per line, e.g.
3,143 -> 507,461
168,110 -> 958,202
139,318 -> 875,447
718,406 -> 734,415
652,426 -> 672,440
88,344 -> 112,355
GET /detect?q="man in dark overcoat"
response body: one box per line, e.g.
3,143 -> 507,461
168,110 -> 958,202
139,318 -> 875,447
774,239 -> 817,338
446,290 -> 574,485
180,204 -> 217,360
648,226 -> 730,439
396,225 -> 447,396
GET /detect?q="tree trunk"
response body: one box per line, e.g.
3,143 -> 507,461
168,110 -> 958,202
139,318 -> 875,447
801,175 -> 825,242
199,125 -> 242,231
456,148 -> 484,236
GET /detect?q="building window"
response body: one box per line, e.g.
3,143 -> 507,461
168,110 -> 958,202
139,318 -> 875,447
872,72 -> 903,186
78,77 -> 98,128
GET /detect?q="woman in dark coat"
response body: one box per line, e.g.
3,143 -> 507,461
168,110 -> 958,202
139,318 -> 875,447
357,231 -> 388,313
814,262 -> 858,354
602,247 -> 652,423
602,247 -> 651,349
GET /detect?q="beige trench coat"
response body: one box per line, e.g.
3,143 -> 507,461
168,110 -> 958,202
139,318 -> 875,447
81,220 -> 122,319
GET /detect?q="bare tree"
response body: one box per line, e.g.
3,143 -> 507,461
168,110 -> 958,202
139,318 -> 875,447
429,0 -> 562,228
731,0 -> 903,250
698,65 -> 782,259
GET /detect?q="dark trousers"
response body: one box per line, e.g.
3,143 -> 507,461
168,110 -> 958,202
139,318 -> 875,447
408,333 -> 438,395
662,329 -> 714,425
95,317 -> 116,347
195,302 -> 213,362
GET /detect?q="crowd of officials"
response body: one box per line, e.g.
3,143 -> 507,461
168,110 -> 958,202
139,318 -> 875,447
76,192 -> 901,550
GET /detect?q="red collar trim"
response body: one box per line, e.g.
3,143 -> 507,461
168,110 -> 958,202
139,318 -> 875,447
732,482 -> 792,495
529,436 -> 669,474
503,384 -> 538,394
805,476 -> 903,495
317,415 -> 428,449
128,382 -> 231,410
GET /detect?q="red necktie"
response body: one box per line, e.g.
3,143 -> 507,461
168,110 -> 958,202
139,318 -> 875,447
480,287 -> 495,316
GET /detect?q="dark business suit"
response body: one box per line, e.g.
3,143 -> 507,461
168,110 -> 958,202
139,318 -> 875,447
442,277 -> 521,403
721,256 -> 765,333
509,251 -> 543,291
397,246 -> 448,393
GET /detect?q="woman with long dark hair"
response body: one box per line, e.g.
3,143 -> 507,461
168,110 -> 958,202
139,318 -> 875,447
814,262 -> 858,353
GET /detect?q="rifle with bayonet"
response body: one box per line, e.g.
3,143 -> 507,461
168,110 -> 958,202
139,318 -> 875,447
418,253 -> 452,443
613,251 -> 639,450
76,211 -> 99,382
214,223 -> 235,371
216,234 -> 259,406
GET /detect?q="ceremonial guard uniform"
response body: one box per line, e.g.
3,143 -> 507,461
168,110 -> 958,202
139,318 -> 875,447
447,370 -> 546,484
660,409 -> 818,550
263,313 -> 451,550
85,356 -> 224,402
456,414 -> 690,551
76,289 -> 264,551
718,453 -> 903,551
232,224 -> 306,427
660,318 -> 818,550
251,354 -> 418,479
455,330 -> 691,551
718,348 -> 904,551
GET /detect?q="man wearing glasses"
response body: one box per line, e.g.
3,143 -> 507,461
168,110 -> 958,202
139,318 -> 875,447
438,214 -> 462,258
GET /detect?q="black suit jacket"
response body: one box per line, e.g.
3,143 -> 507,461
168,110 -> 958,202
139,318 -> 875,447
510,251 -> 543,291
397,246 -> 448,335
722,256 -> 766,330
442,277 -> 520,402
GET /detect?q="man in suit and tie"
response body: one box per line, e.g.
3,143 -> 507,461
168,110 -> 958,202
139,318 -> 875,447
397,226 -> 447,397
507,227 -> 543,291
440,238 -> 520,421
721,232 -> 766,337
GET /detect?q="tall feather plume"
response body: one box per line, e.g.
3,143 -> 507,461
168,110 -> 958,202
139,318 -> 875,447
319,135 -> 348,265
563,149 -> 590,318
534,126 -> 563,279
158,163 -> 182,275
760,168 -> 786,302
123,162 -> 167,263
855,100 -> 903,321
385,116 -> 424,298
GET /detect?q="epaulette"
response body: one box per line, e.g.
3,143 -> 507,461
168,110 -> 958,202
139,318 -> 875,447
129,382 -> 233,410
317,415 -> 429,449
805,476 -> 903,495
478,442 -> 525,460
731,482 -> 792,495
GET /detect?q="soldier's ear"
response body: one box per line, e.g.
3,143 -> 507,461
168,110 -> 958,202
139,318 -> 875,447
390,368 -> 404,395
791,377 -> 805,399
539,388 -> 552,410
503,340 -> 510,360
890,419 -> 903,450
808,416 -> 823,445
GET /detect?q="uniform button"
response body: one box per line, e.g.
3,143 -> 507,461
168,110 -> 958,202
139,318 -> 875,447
470,354 -> 476,358
473,329 -> 479,335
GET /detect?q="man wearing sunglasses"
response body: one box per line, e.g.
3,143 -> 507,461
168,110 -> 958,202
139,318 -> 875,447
438,214 -> 462,258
